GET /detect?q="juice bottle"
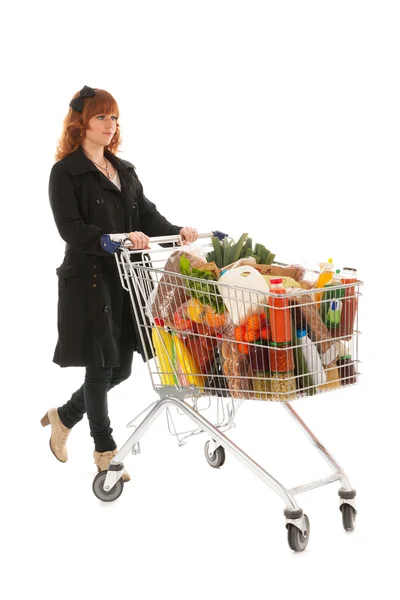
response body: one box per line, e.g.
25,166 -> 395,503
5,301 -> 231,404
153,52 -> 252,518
320,270 -> 345,323
268,278 -> 291,344
314,258 -> 334,304
339,267 -> 358,340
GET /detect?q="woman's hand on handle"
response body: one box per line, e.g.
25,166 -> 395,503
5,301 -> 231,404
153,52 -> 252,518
126,231 -> 150,249
179,227 -> 199,245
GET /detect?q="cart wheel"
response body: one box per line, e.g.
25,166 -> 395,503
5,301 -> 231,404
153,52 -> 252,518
340,503 -> 356,531
92,470 -> 124,502
204,441 -> 226,468
287,514 -> 310,552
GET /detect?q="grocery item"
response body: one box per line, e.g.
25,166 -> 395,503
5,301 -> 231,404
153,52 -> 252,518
185,298 -> 207,324
270,372 -> 297,401
234,312 -> 269,354
204,346 -> 230,396
184,335 -> 214,374
221,340 -> 253,398
173,305 -> 196,333
337,340 -> 357,386
319,360 -> 341,391
218,266 -> 270,326
152,325 -> 177,386
339,268 -> 359,340
286,264 -> 306,282
248,343 -> 271,399
338,356 -> 357,386
300,280 -> 314,290
248,342 -> 270,372
152,249 -> 206,327
314,258 -> 334,304
296,328 -> 326,387
320,270 -> 345,324
193,322 -> 219,350
292,333 -> 316,397
206,234 -> 275,268
262,275 -> 302,289
269,342 -> 294,372
289,294 -> 338,366
180,256 -> 224,314
268,278 -> 292,344
226,258 -> 305,282
173,335 -> 206,389
252,376 -> 272,399
325,300 -> 343,338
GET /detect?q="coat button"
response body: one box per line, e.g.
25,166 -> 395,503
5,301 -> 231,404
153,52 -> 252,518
92,284 -> 97,288
93,265 -> 97,269
103,305 -> 110,313
96,198 -> 105,204
132,202 -> 137,208
116,205 -> 120,208
93,274 -> 97,278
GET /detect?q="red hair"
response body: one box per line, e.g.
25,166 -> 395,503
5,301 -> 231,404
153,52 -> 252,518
55,88 -> 122,161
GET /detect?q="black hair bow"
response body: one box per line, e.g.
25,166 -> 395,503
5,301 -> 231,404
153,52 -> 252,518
69,85 -> 96,112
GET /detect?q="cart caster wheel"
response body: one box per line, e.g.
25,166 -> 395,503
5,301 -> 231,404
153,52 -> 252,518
92,470 -> 124,502
287,515 -> 310,552
204,441 -> 225,468
340,503 -> 356,531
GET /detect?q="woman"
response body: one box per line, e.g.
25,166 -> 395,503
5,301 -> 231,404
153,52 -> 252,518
42,85 -> 199,481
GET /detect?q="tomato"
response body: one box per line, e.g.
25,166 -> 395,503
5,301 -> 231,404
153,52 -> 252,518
173,311 -> 195,332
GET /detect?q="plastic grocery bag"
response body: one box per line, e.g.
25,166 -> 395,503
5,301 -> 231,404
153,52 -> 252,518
151,249 -> 205,327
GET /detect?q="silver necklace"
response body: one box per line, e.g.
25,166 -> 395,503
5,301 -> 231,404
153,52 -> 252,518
85,153 -> 113,179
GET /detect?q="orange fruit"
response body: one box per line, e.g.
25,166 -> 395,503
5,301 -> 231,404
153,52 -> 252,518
246,328 -> 259,343
206,308 -> 226,329
235,325 -> 246,341
247,312 -> 267,332
237,343 -> 249,355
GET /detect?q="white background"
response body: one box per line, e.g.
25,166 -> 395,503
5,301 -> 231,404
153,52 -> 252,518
1,1 -> 398,598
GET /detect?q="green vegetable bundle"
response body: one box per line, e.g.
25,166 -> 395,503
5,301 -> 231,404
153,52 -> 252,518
179,256 -> 225,314
206,233 -> 276,268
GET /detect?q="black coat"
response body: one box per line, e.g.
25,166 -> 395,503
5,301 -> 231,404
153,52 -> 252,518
49,145 -> 181,368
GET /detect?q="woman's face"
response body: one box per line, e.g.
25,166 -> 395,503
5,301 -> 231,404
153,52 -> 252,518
85,113 -> 118,147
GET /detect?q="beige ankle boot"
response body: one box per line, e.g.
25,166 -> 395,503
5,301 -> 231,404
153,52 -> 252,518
41,408 -> 71,463
93,449 -> 131,482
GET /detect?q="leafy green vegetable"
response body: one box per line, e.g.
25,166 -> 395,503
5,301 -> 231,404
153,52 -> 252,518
180,256 -> 225,314
206,233 -> 275,267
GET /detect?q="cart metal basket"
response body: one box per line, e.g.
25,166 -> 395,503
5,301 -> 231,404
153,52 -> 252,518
92,232 -> 362,552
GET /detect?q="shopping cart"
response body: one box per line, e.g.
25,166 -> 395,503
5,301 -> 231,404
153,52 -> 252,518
92,232 -> 362,552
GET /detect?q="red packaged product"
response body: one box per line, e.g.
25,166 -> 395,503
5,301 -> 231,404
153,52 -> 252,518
185,335 -> 214,374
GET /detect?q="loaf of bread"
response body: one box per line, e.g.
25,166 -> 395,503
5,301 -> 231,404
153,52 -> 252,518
221,341 -> 253,399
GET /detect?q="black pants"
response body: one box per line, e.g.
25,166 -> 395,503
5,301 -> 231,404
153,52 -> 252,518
58,292 -> 135,452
